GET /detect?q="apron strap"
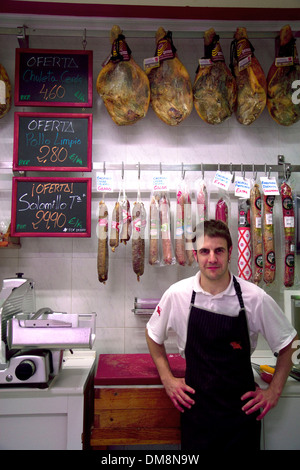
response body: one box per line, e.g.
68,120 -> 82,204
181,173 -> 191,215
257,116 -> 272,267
232,275 -> 246,313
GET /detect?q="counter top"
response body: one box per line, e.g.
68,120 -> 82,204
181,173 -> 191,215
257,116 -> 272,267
94,353 -> 300,396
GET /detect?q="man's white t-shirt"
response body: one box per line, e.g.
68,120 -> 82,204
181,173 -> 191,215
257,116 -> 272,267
146,272 -> 297,357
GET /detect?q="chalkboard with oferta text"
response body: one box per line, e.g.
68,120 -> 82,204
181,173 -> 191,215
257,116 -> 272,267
13,113 -> 93,171
11,177 -> 91,237
14,49 -> 93,107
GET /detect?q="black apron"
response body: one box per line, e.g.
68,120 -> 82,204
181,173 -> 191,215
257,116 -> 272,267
181,276 -> 261,451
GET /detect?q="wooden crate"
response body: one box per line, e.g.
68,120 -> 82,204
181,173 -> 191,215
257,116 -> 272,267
91,387 -> 181,449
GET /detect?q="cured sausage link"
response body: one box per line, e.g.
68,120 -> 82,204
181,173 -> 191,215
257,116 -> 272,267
281,182 -> 295,287
250,184 -> 263,285
97,200 -> 109,284
263,195 -> 276,285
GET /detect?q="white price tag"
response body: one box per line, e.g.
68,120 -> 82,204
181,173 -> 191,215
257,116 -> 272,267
234,176 -> 251,198
260,176 -> 279,195
152,175 -> 169,192
212,171 -> 232,191
96,173 -> 114,192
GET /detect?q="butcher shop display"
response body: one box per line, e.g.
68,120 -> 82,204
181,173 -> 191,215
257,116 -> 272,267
230,27 -> 267,125
0,62 -> 11,119
267,24 -> 300,126
97,200 -> 109,284
132,201 -> 147,281
96,25 -> 150,125
193,28 -> 237,124
280,181 -> 295,287
250,183 -> 263,285
146,28 -> 193,126
262,194 -> 276,285
238,198 -> 252,281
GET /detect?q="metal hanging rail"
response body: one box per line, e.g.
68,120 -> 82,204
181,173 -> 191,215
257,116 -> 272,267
0,26 -> 300,39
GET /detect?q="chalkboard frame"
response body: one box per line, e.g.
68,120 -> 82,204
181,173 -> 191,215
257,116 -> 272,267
14,48 -> 93,107
13,112 -> 93,172
11,177 -> 92,238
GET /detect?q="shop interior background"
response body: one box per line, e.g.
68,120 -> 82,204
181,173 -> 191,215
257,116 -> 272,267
0,12 -> 300,356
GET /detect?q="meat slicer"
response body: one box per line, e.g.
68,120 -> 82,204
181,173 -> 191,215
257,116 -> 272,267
0,273 -> 96,387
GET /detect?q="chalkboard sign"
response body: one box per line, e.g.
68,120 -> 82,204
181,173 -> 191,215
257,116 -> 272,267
11,177 -> 91,237
15,49 -> 93,107
13,112 -> 93,171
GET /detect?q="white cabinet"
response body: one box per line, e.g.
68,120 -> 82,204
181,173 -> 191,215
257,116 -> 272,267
0,352 -> 95,450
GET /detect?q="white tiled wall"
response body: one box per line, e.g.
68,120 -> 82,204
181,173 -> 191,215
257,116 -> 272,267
0,15 -> 300,357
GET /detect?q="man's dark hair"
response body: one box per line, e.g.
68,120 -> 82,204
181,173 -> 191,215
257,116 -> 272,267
195,219 -> 232,251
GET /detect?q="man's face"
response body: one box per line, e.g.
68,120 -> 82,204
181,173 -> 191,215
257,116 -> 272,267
197,235 -> 232,284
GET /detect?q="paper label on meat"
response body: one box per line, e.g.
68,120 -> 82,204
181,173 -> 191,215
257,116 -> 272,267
0,80 -> 5,105
156,38 -> 175,61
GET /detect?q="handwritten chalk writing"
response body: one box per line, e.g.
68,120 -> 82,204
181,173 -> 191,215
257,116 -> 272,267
26,132 -> 51,147
27,119 -> 75,133
39,84 -> 65,101
32,210 -> 67,230
53,134 -> 81,148
31,182 -> 74,196
26,56 -> 79,69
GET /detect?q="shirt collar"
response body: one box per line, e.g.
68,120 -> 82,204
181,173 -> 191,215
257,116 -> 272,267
193,271 -> 236,297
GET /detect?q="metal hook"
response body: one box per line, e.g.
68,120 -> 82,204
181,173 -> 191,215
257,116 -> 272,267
82,28 -> 87,50
138,162 -> 141,180
201,163 -> 204,180
230,162 -> 235,183
241,163 -> 245,179
252,164 -> 257,181
181,162 -> 185,180
122,161 -> 124,180
160,162 -> 162,175
103,161 -> 106,175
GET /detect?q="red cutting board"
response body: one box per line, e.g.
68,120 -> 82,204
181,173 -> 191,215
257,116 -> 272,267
94,353 -> 186,386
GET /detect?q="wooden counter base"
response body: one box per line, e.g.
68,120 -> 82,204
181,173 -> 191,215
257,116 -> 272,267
90,387 -> 181,449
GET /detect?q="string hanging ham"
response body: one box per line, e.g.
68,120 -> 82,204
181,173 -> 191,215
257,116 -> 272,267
193,28 -> 236,125
96,25 -> 150,125
146,28 -> 193,126
230,27 -> 267,125
267,24 -> 300,126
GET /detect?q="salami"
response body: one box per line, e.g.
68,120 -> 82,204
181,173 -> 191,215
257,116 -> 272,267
97,200 -> 109,284
280,182 -> 295,287
120,198 -> 132,244
267,25 -> 300,126
262,195 -> 276,285
146,28 -> 193,126
196,180 -> 208,223
109,201 -> 120,252
193,28 -> 236,124
160,193 -> 173,265
230,27 -> 267,125
250,184 -> 263,284
238,199 -> 252,281
132,201 -> 147,281
96,25 -> 150,125
149,194 -> 160,265
185,192 -> 195,266
175,190 -> 186,266
215,197 -> 228,224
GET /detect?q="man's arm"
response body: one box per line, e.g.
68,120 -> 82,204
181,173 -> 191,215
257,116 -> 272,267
145,328 -> 195,412
241,335 -> 298,420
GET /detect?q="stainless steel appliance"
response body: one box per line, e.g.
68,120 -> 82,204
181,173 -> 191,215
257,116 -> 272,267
0,273 -> 96,387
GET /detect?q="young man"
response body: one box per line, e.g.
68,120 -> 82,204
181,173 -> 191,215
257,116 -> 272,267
146,220 -> 297,451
